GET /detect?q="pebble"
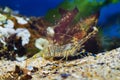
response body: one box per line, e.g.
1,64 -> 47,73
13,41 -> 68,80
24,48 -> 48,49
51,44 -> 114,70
60,73 -> 71,78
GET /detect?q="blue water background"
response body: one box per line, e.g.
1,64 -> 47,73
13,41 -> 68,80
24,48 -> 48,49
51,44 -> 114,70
98,2 -> 120,38
0,0 -> 64,16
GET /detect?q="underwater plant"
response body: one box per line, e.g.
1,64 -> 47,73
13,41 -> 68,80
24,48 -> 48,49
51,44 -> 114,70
34,8 -> 99,60
45,0 -> 120,23
45,0 -> 120,53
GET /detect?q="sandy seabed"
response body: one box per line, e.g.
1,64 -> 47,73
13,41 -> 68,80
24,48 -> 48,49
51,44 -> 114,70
0,48 -> 120,80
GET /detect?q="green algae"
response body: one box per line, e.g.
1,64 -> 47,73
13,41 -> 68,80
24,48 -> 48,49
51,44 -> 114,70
45,0 -> 120,23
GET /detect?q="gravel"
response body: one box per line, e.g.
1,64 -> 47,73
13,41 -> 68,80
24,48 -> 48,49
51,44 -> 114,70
0,48 -> 120,80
